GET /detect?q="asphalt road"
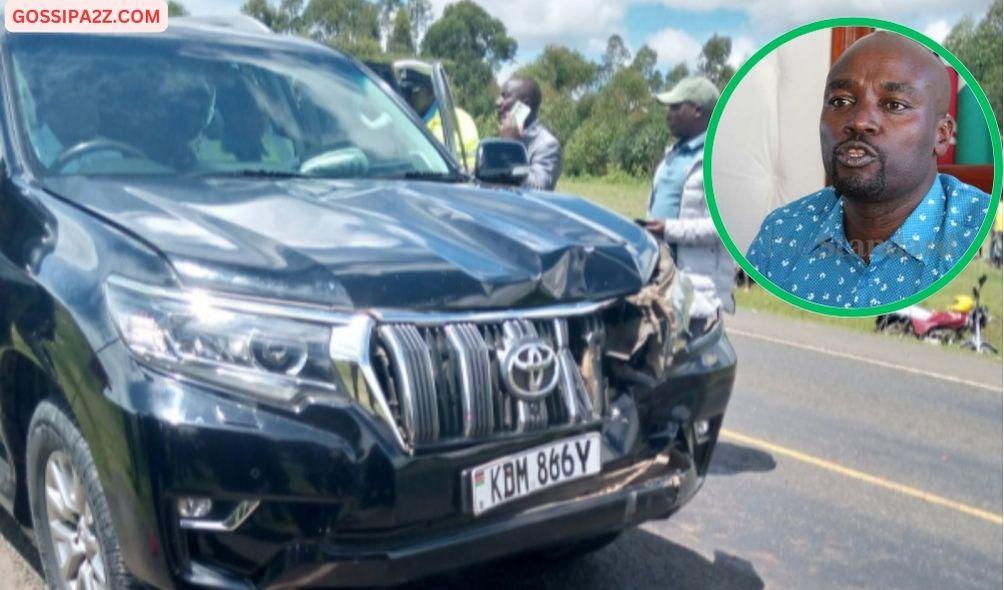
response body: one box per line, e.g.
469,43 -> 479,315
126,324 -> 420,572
1,310 -> 1000,589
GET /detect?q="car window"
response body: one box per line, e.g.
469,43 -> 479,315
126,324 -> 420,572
7,34 -> 452,179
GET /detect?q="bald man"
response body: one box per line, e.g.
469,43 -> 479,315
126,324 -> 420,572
746,31 -> 991,309
497,75 -> 562,190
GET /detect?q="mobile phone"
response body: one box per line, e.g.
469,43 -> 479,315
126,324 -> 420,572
510,100 -> 532,131
634,218 -> 649,226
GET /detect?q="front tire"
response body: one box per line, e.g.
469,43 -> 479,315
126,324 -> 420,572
26,400 -> 138,590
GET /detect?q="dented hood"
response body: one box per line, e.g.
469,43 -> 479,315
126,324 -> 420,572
44,176 -> 657,310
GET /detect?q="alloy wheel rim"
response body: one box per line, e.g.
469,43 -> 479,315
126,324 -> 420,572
44,450 -> 107,590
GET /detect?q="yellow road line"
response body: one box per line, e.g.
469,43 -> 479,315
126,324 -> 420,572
720,429 -> 1004,526
727,328 -> 1000,393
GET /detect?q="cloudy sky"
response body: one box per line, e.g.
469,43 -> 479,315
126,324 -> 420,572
179,0 -> 995,79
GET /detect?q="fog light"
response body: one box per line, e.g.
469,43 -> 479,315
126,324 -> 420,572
178,499 -> 260,532
177,497 -> 213,519
695,419 -> 710,442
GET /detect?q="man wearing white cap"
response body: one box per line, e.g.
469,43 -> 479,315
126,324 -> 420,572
644,76 -> 735,329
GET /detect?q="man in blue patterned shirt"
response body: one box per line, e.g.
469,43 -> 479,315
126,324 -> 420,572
747,32 -> 992,308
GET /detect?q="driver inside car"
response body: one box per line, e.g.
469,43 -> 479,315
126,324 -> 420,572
193,74 -> 297,169
29,82 -> 117,173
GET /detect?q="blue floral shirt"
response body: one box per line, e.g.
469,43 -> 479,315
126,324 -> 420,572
747,174 -> 991,308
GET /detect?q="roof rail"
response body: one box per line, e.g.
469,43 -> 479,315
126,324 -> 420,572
171,15 -> 272,34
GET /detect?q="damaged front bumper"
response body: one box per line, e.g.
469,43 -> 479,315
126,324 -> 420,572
253,453 -> 700,589
103,317 -> 735,589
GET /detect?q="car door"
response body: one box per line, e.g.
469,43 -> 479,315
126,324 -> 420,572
368,58 -> 469,170
430,62 -> 467,169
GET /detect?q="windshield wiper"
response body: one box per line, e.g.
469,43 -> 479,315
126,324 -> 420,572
382,171 -> 467,183
191,169 -> 467,183
187,169 -> 308,179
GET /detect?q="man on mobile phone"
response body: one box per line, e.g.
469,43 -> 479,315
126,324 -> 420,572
497,75 -> 562,191
645,76 -> 735,329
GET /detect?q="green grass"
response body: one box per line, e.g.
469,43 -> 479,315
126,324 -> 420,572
561,174 -> 1003,357
735,285 -> 874,332
735,257 -> 1003,357
557,176 -> 650,220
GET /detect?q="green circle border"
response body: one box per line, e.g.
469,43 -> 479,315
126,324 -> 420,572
704,17 -> 1003,317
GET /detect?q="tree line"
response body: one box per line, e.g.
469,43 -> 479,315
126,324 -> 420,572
172,0 -> 1002,178
944,0 -> 1002,131
232,0 -> 740,178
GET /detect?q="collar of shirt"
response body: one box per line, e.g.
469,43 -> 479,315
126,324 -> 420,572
522,119 -> 541,138
809,192 -> 850,256
422,103 -> 440,124
669,131 -> 706,157
887,178 -> 947,261
808,177 -> 945,265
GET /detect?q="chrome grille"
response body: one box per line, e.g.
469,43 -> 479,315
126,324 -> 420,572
374,315 -> 607,447
443,324 -> 494,438
377,324 -> 439,444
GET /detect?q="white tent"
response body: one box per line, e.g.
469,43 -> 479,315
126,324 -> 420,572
710,29 -> 830,254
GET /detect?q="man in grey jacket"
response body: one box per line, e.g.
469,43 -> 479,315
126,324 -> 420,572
498,75 -> 562,191
644,76 -> 735,326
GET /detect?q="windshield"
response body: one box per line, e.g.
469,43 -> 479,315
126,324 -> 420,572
7,33 -> 454,179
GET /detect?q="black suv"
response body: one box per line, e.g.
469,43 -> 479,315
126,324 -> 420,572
0,19 -> 735,590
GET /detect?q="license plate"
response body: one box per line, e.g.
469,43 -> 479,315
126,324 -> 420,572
467,432 -> 601,516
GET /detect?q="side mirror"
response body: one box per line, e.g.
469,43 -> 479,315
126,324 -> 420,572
475,139 -> 530,186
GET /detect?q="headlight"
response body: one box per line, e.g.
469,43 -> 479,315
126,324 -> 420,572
105,275 -> 372,408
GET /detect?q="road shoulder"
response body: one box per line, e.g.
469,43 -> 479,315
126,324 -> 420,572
727,308 -> 1003,390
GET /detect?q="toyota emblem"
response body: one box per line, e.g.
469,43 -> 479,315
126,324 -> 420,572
502,339 -> 559,401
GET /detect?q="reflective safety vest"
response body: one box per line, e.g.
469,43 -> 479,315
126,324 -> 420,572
427,106 -> 480,172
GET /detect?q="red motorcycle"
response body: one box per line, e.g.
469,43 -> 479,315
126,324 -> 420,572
910,306 -> 969,343
875,305 -> 964,343
875,275 -> 995,352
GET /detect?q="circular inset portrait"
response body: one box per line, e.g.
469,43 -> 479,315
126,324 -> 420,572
707,18 -> 1001,315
